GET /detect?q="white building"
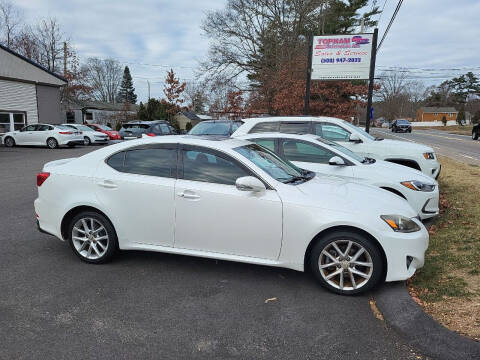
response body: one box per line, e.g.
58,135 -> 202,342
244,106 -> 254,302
0,44 -> 67,134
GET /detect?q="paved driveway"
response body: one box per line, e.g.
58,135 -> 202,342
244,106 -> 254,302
371,128 -> 480,166
0,145 -> 422,359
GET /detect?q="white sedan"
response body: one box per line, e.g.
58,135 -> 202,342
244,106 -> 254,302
2,123 -> 84,149
34,136 -> 428,295
233,117 -> 441,179
235,133 -> 439,220
62,124 -> 109,145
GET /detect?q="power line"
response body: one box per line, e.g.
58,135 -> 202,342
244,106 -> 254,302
377,0 -> 403,52
377,0 -> 389,24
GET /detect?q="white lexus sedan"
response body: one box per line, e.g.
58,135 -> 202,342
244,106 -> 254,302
233,117 -> 441,179
235,133 -> 439,220
34,136 -> 429,295
2,123 -> 84,149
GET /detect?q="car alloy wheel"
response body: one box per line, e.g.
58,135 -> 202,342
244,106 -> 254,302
310,231 -> 383,295
318,240 -> 373,291
68,211 -> 117,263
47,138 -> 58,149
84,136 -> 91,145
4,137 -> 15,147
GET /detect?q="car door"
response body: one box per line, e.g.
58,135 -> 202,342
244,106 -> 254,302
174,145 -> 282,260
159,123 -> 171,135
31,124 -> 52,145
278,138 -> 354,178
15,124 -> 38,145
94,143 -> 177,247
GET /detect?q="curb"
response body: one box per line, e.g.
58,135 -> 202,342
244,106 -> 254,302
374,281 -> 480,360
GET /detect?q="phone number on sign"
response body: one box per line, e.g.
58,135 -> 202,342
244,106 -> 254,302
320,58 -> 362,63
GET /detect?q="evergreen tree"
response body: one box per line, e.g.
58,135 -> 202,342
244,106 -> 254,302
117,66 -> 137,104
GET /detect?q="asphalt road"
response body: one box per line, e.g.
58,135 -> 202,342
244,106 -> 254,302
371,128 -> 480,166
0,145 -> 423,360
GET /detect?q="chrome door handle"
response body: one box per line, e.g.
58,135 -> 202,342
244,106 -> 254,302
97,181 -> 118,189
177,192 -> 200,200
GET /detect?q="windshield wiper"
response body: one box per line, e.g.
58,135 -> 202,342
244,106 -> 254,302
361,157 -> 376,164
374,137 -> 384,141
283,175 -> 308,184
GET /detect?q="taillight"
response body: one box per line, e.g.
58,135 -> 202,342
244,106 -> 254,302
59,131 -> 72,135
37,172 -> 50,186
146,133 -> 155,137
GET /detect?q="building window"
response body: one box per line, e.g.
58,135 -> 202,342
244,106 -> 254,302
0,112 -> 26,133
66,111 -> 75,123
85,112 -> 93,121
434,113 -> 438,116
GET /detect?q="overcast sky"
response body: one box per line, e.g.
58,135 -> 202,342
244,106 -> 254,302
15,0 -> 480,102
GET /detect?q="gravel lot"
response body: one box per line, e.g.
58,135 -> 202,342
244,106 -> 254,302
0,145 -> 423,360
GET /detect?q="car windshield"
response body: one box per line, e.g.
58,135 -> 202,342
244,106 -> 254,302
189,122 -> 232,135
98,125 -> 112,131
122,124 -> 150,129
235,143 -> 311,184
316,137 -> 365,163
341,120 -> 375,141
397,120 -> 410,124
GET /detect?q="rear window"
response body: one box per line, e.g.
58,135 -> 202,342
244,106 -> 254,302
189,122 -> 232,135
249,122 -> 280,133
122,124 -> 150,129
279,122 -> 311,134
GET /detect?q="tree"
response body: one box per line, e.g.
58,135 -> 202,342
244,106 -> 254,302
32,17 -> 64,73
184,81 -> 208,113
441,115 -> 447,126
0,0 -> 22,47
163,69 -> 186,120
137,98 -> 168,120
82,58 -> 123,103
185,122 -> 193,131
457,109 -> 465,125
137,102 -> 148,120
117,66 -> 137,104
447,72 -> 480,105
472,110 -> 480,124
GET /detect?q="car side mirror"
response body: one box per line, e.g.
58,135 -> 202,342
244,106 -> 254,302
329,156 -> 345,166
349,133 -> 362,143
235,176 -> 266,193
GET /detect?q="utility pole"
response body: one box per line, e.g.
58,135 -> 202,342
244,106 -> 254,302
304,32 -> 313,115
365,28 -> 378,133
63,42 -> 67,77
147,80 -> 151,101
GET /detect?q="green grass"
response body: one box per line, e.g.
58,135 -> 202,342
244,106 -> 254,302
412,157 -> 480,302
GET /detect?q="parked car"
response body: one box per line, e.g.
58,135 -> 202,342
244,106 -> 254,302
472,123 -> 479,140
188,120 -> 244,136
62,123 -> 109,145
2,123 -> 84,149
391,119 -> 412,133
233,117 -> 441,179
35,135 -> 428,295
235,133 -> 439,220
86,123 -> 121,140
119,120 -> 177,140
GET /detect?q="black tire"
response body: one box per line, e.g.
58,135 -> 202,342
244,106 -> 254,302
46,137 -> 58,149
473,130 -> 478,140
309,231 -> 384,295
68,211 -> 118,264
4,136 -> 15,147
408,129 -> 412,133
84,136 -> 91,145
68,144 -> 76,148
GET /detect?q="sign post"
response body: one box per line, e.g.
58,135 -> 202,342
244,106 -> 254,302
365,28 -> 378,133
304,30 -> 377,130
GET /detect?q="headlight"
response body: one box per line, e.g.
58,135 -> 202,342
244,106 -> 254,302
423,152 -> 435,160
401,180 -> 435,192
381,215 -> 421,233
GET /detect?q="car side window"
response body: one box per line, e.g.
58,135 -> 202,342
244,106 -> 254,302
281,139 -> 336,164
181,147 -> 249,185
314,123 -> 351,142
279,122 -> 311,134
159,124 -> 170,134
23,125 -> 37,131
37,125 -> 50,131
249,122 -> 280,133
152,124 -> 163,135
251,138 -> 276,152
106,146 -> 176,178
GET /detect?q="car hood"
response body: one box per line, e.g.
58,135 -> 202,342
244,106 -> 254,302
370,139 -> 433,156
292,175 -> 417,218
355,159 -> 437,184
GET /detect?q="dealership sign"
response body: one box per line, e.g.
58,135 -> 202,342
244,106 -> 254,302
311,34 -> 373,80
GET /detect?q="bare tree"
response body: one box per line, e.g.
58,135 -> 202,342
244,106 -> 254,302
184,81 -> 209,113
82,58 -> 123,103
0,0 -> 23,47
32,18 -> 64,72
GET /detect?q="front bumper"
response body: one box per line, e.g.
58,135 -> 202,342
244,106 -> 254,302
382,219 -> 429,282
404,186 -> 440,220
419,159 -> 441,179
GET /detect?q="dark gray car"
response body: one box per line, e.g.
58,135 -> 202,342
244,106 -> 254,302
119,120 -> 177,139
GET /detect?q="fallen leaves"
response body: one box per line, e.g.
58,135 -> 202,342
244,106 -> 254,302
264,297 -> 277,304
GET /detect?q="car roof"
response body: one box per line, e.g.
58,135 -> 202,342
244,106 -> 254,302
241,116 -> 344,124
198,119 -> 244,123
125,120 -> 168,125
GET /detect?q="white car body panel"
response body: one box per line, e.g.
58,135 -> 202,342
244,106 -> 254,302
62,124 -> 109,144
233,117 -> 441,179
235,133 -> 439,219
34,136 -> 429,282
